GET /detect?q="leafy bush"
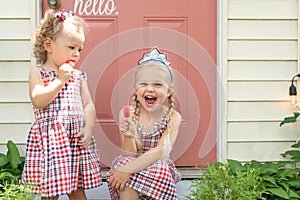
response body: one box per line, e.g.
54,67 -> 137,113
0,140 -> 36,199
186,160 -> 265,200
242,140 -> 300,200
186,145 -> 300,200
186,112 -> 300,200
0,183 -> 35,200
0,140 -> 25,187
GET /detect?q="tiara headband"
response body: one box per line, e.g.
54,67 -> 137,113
138,47 -> 173,82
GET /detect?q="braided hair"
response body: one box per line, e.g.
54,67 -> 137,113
131,61 -> 175,157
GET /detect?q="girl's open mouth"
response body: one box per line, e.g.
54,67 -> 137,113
145,95 -> 157,105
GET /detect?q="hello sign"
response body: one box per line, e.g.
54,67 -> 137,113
74,0 -> 117,16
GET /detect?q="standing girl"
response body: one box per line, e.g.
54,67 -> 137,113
107,47 -> 182,200
22,9 -> 102,199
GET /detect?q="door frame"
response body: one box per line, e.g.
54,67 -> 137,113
217,0 -> 225,162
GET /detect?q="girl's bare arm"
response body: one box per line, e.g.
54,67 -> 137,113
118,111 -> 182,173
78,79 -> 96,147
29,67 -> 64,109
81,79 -> 96,130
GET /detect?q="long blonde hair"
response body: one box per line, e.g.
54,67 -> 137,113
131,61 -> 175,157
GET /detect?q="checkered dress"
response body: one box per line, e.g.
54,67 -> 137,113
21,66 -> 102,198
107,115 -> 181,200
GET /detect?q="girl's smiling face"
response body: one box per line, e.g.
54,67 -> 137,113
134,63 -> 172,111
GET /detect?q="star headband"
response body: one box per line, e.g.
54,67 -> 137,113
138,47 -> 173,82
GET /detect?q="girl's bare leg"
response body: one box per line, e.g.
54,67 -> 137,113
67,188 -> 87,200
120,186 -> 139,200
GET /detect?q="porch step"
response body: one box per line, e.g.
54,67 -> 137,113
58,180 -> 192,200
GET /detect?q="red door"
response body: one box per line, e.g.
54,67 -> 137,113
42,0 -> 217,167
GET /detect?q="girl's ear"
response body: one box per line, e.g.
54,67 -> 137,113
167,85 -> 174,97
43,38 -> 53,53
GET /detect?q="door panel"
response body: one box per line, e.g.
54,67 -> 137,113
42,0 -> 217,167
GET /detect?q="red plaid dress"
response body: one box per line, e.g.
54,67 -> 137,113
22,66 -> 102,198
107,115 -> 181,200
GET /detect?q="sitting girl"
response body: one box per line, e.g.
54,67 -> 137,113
107,47 -> 182,200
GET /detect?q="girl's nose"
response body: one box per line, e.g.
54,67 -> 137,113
146,84 -> 154,91
73,50 -> 80,57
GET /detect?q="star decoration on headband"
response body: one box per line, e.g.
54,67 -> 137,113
138,47 -> 171,67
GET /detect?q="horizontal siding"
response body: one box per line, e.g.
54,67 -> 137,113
227,81 -> 291,101
0,0 -> 35,154
228,122 -> 297,141
0,103 -> 33,123
225,0 -> 299,162
228,61 -> 297,81
228,0 -> 297,19
0,41 -> 31,60
0,19 -> 31,39
228,41 -> 297,60
0,123 -> 31,144
227,102 -> 293,121
0,82 -> 30,102
228,142 -> 295,162
228,20 -> 297,39
0,62 -> 31,81
0,1 -> 31,18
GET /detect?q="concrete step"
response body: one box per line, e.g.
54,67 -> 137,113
58,180 -> 192,200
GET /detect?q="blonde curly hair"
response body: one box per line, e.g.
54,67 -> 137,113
32,9 -> 85,64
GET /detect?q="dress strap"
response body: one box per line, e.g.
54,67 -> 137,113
138,112 -> 168,137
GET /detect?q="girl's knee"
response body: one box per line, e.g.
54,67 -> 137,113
120,186 -> 139,200
67,188 -> 87,200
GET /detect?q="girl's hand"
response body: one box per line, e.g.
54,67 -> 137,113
119,106 -> 136,137
77,126 -> 93,147
109,167 -> 131,191
119,118 -> 137,138
57,61 -> 74,83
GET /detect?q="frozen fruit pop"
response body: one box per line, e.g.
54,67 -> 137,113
123,106 -> 131,118
65,60 -> 75,67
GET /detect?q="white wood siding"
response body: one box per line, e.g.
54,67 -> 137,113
0,0 -> 36,153
224,0 -> 299,162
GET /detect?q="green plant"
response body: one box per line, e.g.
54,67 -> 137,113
245,158 -> 300,199
0,140 -> 25,187
280,112 -> 300,127
0,140 -> 36,199
186,112 -> 300,200
0,183 -> 36,200
186,151 -> 300,200
186,160 -> 265,200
